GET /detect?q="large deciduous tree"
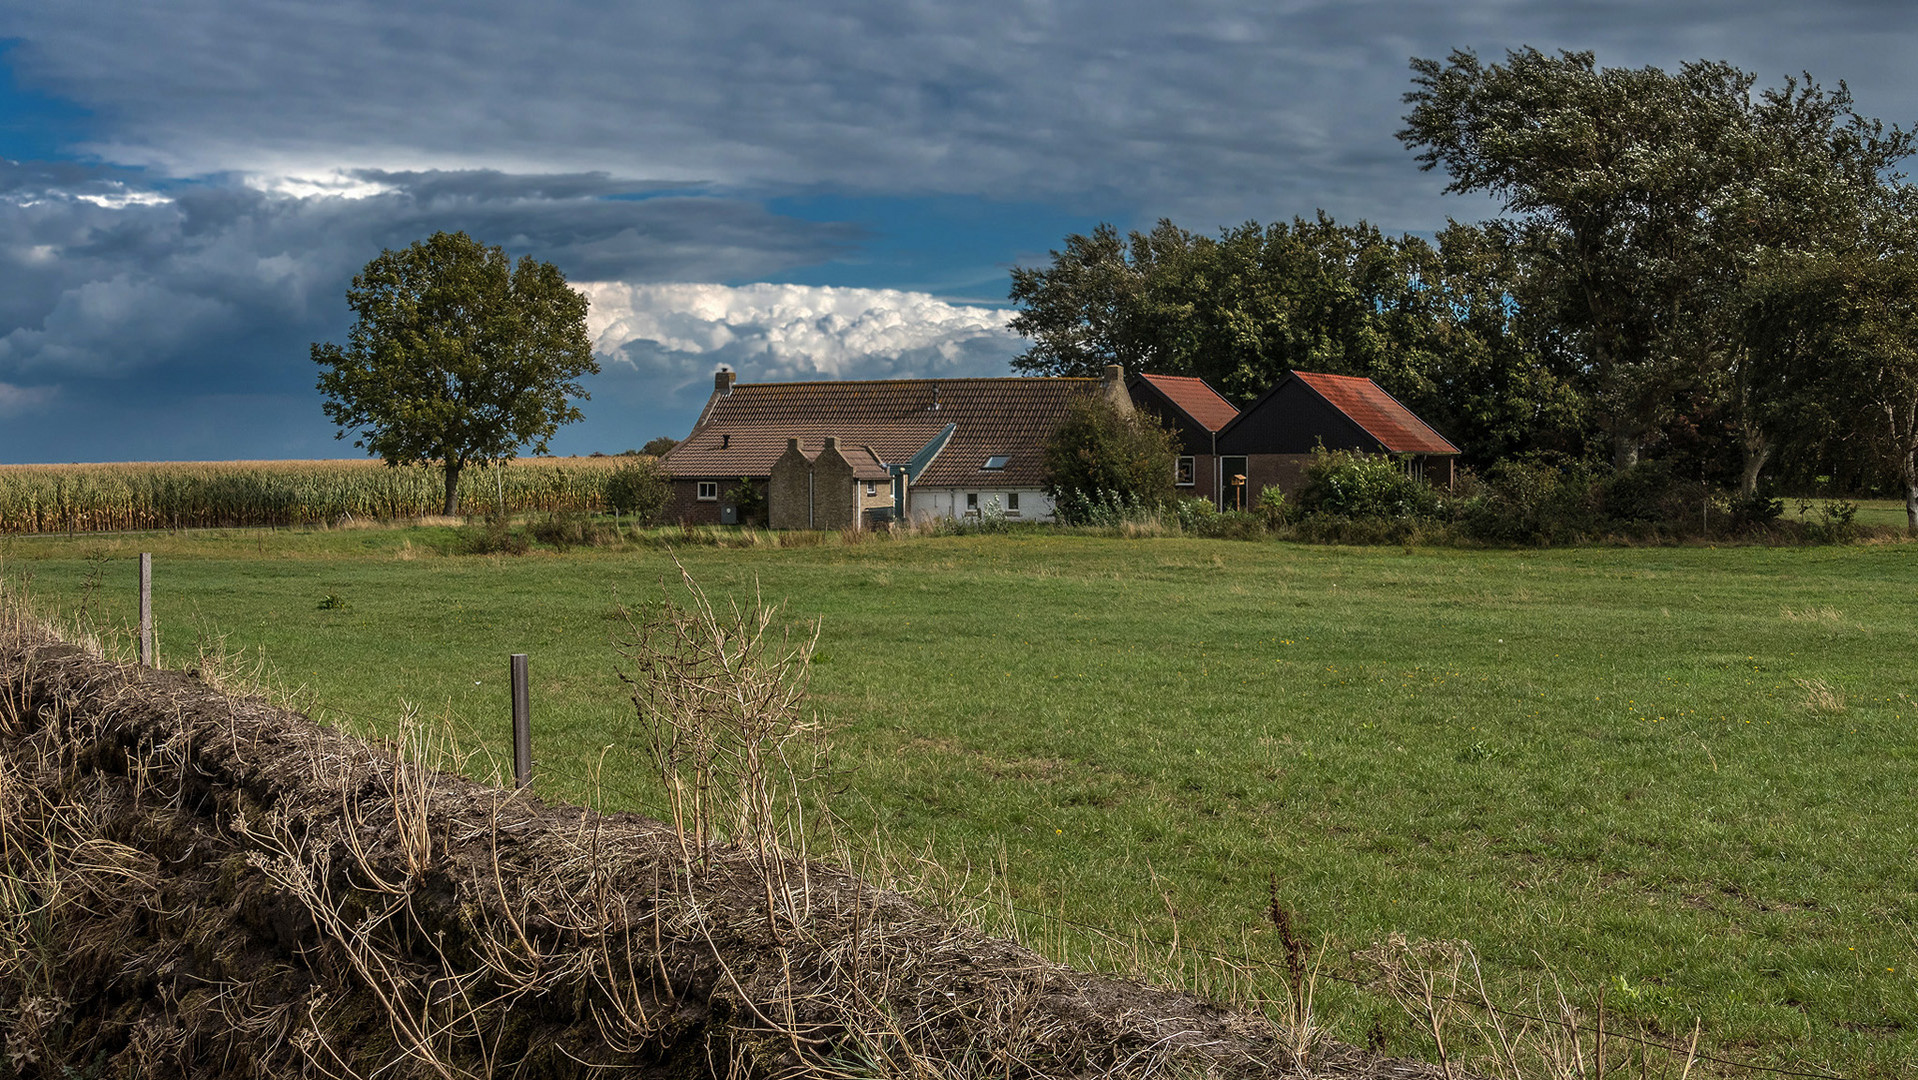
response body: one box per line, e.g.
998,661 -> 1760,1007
313,232 -> 599,516
1400,48 -> 1911,480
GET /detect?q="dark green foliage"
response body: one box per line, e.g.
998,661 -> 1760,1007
640,436 -> 679,457
529,510 -> 615,551
1727,490 -> 1785,528
456,512 -> 531,555
1042,397 -> 1180,514
1296,450 -> 1443,521
1255,486 -> 1291,529
1008,216 -> 1583,468
313,231 -> 599,516
1455,460 -> 1601,545
601,460 -> 671,524
1402,48 -> 1912,475
726,479 -> 766,526
1597,462 -> 1687,523
1742,241 -> 1918,533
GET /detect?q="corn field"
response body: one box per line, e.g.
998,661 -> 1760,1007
0,457 -> 637,534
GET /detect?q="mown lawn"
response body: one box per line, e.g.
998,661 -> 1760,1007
3,525 -> 1914,1075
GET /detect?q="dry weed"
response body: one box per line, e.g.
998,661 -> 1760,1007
1795,677 -> 1847,713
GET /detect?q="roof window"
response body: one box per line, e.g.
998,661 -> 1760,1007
983,455 -> 1010,470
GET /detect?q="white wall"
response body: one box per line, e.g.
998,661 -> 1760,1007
909,487 -> 1057,523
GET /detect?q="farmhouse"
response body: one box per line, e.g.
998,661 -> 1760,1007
1214,370 -> 1459,506
658,368 -> 1133,526
659,366 -> 1456,525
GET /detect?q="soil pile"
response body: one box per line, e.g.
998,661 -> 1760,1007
0,623 -> 1434,1079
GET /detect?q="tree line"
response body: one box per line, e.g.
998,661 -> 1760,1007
1009,49 -> 1918,531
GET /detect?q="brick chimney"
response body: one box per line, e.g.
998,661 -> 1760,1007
714,369 -> 736,395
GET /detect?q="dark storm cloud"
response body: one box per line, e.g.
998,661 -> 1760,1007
6,1 -> 1918,460
0,165 -> 860,457
7,2 -> 1915,230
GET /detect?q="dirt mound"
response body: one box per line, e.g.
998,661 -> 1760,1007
0,624 -> 1435,1079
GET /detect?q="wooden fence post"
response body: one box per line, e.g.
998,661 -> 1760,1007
139,553 -> 153,667
511,653 -> 531,789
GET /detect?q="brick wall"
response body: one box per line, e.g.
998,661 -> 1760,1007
767,441 -> 813,530
810,439 -> 858,531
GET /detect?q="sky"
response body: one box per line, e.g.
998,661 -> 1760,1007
2,2 -> 1916,463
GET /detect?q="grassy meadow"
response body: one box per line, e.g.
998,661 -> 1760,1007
2,523 -> 1913,1076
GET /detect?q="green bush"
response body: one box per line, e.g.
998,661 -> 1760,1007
1727,490 -> 1785,528
602,459 -> 671,524
726,478 -> 766,526
530,509 -> 616,551
1296,449 -> 1442,521
1458,459 -> 1602,545
1172,497 -> 1218,532
1598,461 -> 1681,523
457,512 -> 531,555
1255,485 -> 1291,529
1043,396 -> 1180,513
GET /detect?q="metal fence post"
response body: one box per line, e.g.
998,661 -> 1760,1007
511,653 -> 531,789
139,553 -> 153,667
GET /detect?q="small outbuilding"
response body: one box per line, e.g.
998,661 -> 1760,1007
1127,372 -> 1241,510
1214,371 -> 1459,506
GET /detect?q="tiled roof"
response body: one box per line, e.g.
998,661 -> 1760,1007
1292,372 -> 1459,455
1134,373 -> 1239,432
660,377 -> 1103,489
662,424 -> 944,479
794,441 -> 893,482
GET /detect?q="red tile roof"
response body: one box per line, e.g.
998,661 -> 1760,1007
660,377 -> 1105,489
1291,372 -> 1458,455
1134,373 -> 1239,432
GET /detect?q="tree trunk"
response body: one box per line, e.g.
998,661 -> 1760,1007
1739,433 -> 1773,497
443,458 -> 462,517
1904,450 -> 1917,537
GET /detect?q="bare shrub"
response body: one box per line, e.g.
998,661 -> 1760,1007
1358,934 -> 1707,1080
616,560 -> 827,876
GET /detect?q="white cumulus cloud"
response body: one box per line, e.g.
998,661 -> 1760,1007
582,282 -> 1025,391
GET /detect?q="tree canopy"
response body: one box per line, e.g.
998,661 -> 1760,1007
1009,49 -> 1918,528
313,232 -> 599,516
1400,48 -> 1910,472
1010,215 -> 1583,467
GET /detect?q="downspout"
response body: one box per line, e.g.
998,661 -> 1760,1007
1211,428 -> 1219,509
808,468 -> 815,530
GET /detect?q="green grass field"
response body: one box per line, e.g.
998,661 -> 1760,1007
3,524 -> 1913,1076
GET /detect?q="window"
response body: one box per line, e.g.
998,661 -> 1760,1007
983,455 -> 1010,470
866,481 -> 878,497
1006,493 -> 1020,515
965,492 -> 979,516
1174,456 -> 1195,486
696,481 -> 719,501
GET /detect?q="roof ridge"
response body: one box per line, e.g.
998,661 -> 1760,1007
731,375 -> 1098,388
